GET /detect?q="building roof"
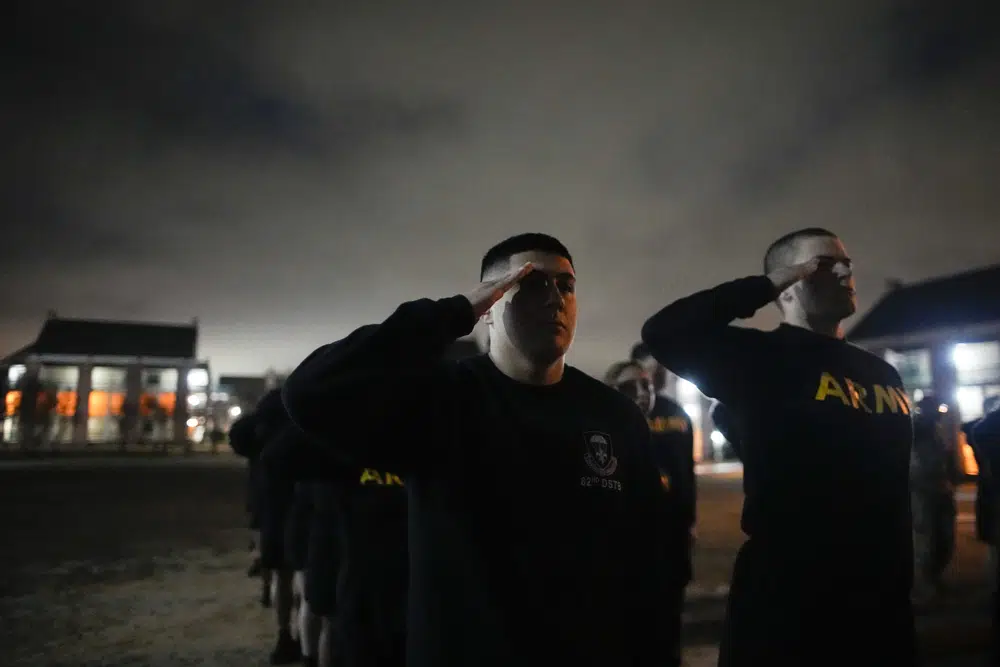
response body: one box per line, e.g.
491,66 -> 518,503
1,316 -> 198,364
218,375 -> 269,399
849,264 -> 1000,343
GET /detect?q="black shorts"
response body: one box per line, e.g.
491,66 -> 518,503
247,463 -> 265,530
284,485 -> 313,572
259,479 -> 295,570
333,582 -> 407,667
305,514 -> 341,616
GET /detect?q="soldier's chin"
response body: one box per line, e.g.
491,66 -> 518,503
521,339 -> 568,366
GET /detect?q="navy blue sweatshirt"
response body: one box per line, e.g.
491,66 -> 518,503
647,394 -> 696,530
642,276 -> 915,659
282,295 -> 682,667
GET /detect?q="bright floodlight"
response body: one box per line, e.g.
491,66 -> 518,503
710,430 -> 727,446
187,368 -> 210,388
229,406 -> 242,418
683,402 -> 701,419
676,378 -> 700,399
954,386 -> 983,419
7,365 -> 26,385
951,343 -> 976,370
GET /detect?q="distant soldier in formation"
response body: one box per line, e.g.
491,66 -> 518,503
261,425 -> 409,667
973,402 -> 1000,663
228,410 -> 272,606
910,395 -> 961,601
605,358 -> 694,665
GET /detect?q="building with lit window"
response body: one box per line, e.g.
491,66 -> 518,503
848,264 -> 1000,474
211,373 -> 280,432
0,313 -> 210,449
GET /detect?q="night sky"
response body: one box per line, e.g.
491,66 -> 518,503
3,0 -> 998,378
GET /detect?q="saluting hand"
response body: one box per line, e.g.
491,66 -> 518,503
767,257 -> 822,293
463,262 -> 535,320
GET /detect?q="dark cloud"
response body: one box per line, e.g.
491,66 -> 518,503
1,0 -> 997,377
638,0 -> 999,218
5,1 -> 316,150
877,0 -> 997,90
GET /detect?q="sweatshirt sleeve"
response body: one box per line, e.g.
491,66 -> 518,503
282,295 -> 477,475
641,276 -> 778,403
259,427 -> 358,484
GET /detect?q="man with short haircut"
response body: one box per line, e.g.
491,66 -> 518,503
627,344 -> 698,541
283,233 -> 683,667
605,360 -> 692,666
642,228 -> 916,666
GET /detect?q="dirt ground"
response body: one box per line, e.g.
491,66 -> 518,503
0,459 -> 989,666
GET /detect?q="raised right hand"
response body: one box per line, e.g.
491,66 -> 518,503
767,257 -> 822,294
462,262 -> 535,320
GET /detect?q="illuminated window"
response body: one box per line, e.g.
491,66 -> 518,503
7,365 -> 26,385
187,368 -> 209,389
954,386 -> 984,420
954,384 -> 1000,421
5,391 -> 21,416
142,368 -> 178,393
884,348 -> 932,389
951,342 -> 1000,385
55,391 -> 77,416
40,365 -> 80,393
91,366 -> 127,391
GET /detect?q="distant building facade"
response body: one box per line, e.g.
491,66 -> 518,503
0,313 -> 210,449
848,265 -> 1000,475
212,373 -> 280,431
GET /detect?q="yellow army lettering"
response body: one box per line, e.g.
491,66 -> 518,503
648,416 -> 689,433
359,468 -> 405,486
813,372 -> 910,415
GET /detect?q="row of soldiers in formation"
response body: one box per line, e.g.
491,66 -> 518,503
228,230 -> 998,666
228,343 -> 699,667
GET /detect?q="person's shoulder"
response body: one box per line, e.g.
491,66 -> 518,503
651,394 -> 687,417
844,341 -> 902,379
565,366 -> 646,419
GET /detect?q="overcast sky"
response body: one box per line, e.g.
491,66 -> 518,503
3,0 -> 997,377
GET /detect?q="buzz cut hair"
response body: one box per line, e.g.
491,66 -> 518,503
630,341 -> 651,362
480,233 -> 573,280
603,360 -> 643,387
763,227 -> 837,276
